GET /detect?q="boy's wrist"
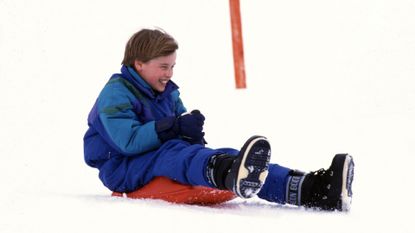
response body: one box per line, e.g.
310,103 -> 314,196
155,117 -> 179,142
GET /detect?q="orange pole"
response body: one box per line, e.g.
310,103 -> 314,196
229,0 -> 246,89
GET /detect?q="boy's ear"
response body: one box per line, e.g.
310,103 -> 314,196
133,60 -> 144,72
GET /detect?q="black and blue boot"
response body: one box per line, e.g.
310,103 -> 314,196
207,136 -> 271,198
286,153 -> 355,211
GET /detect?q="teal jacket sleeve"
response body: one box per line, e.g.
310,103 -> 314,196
96,82 -> 162,155
171,89 -> 187,116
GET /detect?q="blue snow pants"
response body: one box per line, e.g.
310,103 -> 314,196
98,139 -> 291,204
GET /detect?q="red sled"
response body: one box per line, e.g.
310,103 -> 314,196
112,176 -> 236,205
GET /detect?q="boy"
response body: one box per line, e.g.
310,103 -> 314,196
84,28 -> 354,211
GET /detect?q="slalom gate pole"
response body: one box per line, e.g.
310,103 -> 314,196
229,0 -> 247,89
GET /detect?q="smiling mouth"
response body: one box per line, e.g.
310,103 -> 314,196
160,79 -> 169,85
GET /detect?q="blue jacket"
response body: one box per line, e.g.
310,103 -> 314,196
84,66 -> 187,169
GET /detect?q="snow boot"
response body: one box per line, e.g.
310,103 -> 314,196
286,153 -> 355,211
207,136 -> 271,198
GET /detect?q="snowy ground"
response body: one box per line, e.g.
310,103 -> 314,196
1,0 -> 415,232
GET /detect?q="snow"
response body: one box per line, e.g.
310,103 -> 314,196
1,0 -> 414,232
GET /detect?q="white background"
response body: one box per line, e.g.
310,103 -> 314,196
1,0 -> 414,232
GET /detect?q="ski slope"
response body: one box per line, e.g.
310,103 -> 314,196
1,0 -> 414,232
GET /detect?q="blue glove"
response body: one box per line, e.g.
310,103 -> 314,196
156,110 -> 206,144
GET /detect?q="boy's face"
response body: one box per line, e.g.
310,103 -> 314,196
134,52 -> 176,92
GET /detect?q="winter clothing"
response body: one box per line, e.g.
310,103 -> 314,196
156,110 -> 206,144
83,66 -> 234,192
257,164 -> 291,203
206,136 -> 272,198
84,65 -> 187,165
83,65 -> 294,203
285,154 -> 355,211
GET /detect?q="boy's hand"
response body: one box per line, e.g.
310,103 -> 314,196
178,110 -> 205,143
155,110 -> 206,145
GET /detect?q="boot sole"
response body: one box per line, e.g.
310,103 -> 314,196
232,136 -> 271,198
331,154 -> 354,211
340,154 -> 354,211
